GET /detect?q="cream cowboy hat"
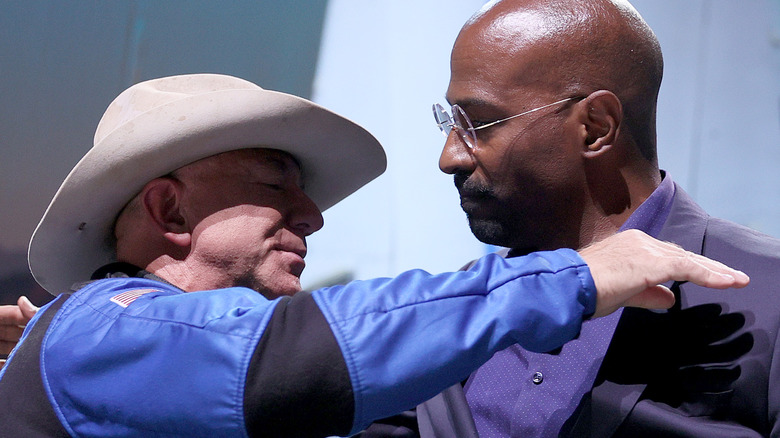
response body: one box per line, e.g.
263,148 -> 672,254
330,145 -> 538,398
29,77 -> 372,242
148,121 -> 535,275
28,73 -> 386,294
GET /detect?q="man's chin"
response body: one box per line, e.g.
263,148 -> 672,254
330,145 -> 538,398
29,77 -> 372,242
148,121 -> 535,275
242,274 -> 303,300
467,217 -> 511,247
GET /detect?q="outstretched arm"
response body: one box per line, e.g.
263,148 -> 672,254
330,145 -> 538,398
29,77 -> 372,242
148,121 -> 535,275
15,231 -> 748,438
317,230 -> 749,434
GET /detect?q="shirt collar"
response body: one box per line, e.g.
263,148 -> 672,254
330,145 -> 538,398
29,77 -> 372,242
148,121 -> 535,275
618,170 -> 675,238
71,262 -> 176,291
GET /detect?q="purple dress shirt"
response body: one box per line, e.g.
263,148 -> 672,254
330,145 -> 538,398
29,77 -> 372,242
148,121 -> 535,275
464,173 -> 676,437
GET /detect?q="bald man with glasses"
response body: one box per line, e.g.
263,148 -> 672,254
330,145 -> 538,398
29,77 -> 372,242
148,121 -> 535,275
361,0 -> 780,437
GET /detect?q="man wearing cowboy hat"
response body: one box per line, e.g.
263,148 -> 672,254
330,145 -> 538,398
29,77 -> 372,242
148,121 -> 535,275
0,73 -> 747,437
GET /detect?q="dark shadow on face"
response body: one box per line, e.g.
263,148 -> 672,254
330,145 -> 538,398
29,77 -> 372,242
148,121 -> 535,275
453,170 -> 507,245
450,104 -> 587,253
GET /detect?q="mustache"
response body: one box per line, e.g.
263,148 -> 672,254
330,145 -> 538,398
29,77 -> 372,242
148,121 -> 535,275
454,172 -> 493,199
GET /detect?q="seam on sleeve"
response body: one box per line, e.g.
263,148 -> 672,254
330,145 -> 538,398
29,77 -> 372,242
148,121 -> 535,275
331,263 -> 586,325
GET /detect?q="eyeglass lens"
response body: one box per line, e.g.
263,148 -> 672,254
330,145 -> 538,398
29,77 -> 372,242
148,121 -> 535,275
433,104 -> 453,135
432,103 -> 477,149
451,105 -> 476,148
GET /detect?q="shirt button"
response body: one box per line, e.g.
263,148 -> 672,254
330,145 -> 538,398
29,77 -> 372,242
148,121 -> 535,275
532,371 -> 544,384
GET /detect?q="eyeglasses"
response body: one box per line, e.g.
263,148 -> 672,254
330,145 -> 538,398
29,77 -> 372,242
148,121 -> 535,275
432,97 -> 576,149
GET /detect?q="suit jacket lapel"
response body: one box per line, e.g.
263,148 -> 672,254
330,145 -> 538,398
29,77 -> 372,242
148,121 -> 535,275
581,184 -> 709,437
417,384 -> 479,438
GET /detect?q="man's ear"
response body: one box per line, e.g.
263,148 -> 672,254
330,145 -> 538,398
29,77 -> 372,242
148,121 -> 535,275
578,90 -> 622,156
139,177 -> 192,248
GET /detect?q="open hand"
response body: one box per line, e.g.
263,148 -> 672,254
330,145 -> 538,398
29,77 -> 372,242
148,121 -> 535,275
578,230 -> 749,318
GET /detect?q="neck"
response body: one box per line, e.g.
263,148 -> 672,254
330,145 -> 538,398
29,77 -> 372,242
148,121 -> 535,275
139,256 -> 199,292
577,163 -> 661,249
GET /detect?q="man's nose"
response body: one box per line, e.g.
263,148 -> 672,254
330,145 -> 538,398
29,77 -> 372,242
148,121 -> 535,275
438,130 -> 476,175
289,189 -> 324,236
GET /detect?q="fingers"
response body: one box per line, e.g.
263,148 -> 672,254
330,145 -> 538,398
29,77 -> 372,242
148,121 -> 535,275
0,297 -> 37,355
622,230 -> 749,289
580,230 -> 750,319
0,322 -> 25,341
0,304 -> 27,327
664,251 -> 749,289
620,284 -> 676,311
637,239 -> 749,289
18,296 -> 39,320
593,284 -> 675,318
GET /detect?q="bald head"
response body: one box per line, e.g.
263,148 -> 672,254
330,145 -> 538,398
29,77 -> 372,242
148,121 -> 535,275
455,0 -> 663,161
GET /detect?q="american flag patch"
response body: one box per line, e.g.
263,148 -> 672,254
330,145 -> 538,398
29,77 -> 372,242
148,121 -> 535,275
110,289 -> 158,308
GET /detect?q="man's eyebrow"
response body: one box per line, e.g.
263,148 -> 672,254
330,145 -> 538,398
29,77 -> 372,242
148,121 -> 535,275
446,96 -> 498,110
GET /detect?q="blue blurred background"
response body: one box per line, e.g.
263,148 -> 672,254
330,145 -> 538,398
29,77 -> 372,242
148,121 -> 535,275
1,0 -> 779,305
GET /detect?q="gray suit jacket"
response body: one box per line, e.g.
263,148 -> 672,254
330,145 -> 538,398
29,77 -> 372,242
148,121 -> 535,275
410,185 -> 780,437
